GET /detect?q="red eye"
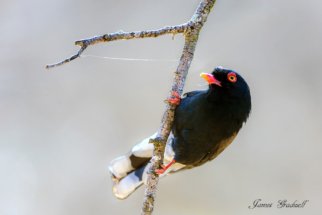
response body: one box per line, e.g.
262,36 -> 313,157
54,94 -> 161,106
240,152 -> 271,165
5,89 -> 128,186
227,72 -> 237,83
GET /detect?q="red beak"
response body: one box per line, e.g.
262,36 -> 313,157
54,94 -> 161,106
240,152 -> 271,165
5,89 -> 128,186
200,73 -> 222,87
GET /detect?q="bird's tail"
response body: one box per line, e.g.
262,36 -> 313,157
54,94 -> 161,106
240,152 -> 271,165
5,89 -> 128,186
108,133 -> 184,199
108,134 -> 154,200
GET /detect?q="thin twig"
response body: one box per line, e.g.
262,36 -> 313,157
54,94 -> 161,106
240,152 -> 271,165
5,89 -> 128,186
46,24 -> 187,69
46,45 -> 87,69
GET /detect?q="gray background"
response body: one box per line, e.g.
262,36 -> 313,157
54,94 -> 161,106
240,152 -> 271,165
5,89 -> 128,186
1,0 -> 321,214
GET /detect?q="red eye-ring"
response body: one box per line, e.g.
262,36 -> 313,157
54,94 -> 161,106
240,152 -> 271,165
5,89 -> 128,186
227,72 -> 237,83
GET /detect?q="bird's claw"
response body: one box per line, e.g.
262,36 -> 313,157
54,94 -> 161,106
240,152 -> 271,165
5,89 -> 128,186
154,159 -> 176,175
166,91 -> 181,106
155,166 -> 166,175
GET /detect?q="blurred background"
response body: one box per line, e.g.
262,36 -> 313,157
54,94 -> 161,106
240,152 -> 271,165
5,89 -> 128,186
1,0 -> 321,214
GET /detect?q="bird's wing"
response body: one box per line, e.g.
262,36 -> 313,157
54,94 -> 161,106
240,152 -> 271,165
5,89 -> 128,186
192,132 -> 238,168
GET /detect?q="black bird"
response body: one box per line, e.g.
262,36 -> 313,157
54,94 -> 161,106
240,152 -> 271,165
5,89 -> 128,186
108,67 -> 251,199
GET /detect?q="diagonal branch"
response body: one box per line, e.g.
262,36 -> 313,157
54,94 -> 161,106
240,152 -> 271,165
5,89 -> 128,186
46,45 -> 88,69
141,33 -> 199,214
141,1 -> 216,214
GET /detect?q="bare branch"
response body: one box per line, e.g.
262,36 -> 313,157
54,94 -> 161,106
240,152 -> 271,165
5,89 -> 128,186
46,0 -> 217,214
45,24 -> 187,69
46,45 -> 87,69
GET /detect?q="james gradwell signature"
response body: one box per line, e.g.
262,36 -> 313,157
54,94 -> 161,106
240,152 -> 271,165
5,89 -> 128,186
248,199 -> 309,209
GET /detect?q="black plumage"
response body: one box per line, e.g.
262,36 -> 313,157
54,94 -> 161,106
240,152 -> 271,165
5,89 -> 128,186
172,67 -> 251,168
108,66 -> 251,199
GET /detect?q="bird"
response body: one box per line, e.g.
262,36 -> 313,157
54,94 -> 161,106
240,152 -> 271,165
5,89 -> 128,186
108,66 -> 251,199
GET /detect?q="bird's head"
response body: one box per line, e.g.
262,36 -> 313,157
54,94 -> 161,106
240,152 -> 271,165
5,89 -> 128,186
200,66 -> 251,114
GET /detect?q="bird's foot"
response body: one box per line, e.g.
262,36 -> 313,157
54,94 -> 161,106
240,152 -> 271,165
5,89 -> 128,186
166,91 -> 181,106
155,159 -> 176,175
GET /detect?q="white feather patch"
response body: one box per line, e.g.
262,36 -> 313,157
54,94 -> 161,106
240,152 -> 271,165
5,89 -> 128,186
108,155 -> 134,179
131,133 -> 156,157
113,171 -> 143,200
